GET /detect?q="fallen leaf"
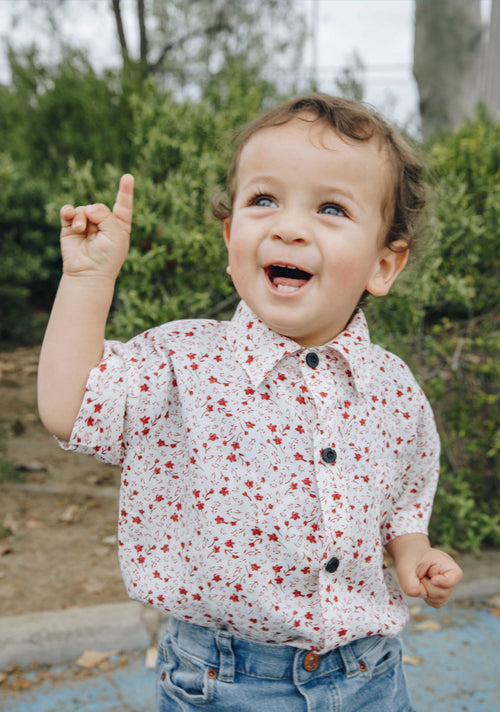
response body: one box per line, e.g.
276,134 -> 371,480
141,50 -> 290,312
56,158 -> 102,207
3,513 -> 20,534
410,613 -> 429,622
59,505 -> 80,524
17,461 -> 47,473
145,646 -> 158,670
83,580 -> 104,595
26,519 -> 45,529
0,363 -> 17,382
76,650 -> 119,669
403,654 -> 424,666
98,660 -> 113,672
411,619 -> 442,632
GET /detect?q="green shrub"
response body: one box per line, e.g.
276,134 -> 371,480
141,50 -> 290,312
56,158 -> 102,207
0,154 -> 59,343
366,110 -> 500,550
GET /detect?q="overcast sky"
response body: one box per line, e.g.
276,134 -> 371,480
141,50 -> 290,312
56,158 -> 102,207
0,0 -> 493,126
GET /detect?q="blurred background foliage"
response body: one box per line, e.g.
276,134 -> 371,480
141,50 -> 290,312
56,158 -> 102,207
0,0 -> 498,551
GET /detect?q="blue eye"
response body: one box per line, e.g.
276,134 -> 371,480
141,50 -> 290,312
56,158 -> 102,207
252,195 -> 276,208
320,203 -> 346,217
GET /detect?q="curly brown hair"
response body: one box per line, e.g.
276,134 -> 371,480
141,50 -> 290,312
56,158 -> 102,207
212,93 -> 427,253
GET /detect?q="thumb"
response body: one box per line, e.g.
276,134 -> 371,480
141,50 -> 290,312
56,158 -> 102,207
397,563 -> 427,598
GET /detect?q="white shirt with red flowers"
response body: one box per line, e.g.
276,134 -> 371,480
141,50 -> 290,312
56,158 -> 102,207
59,301 -> 439,653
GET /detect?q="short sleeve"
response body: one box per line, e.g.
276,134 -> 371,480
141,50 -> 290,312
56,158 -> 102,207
57,331 -> 170,466
380,390 -> 441,545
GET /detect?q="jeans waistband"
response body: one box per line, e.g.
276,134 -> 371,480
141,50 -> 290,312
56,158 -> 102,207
162,617 -> 385,684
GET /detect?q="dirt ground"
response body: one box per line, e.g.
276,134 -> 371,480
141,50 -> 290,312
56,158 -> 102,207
0,346 -> 128,616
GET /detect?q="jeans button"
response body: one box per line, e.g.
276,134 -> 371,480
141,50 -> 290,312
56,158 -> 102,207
303,651 -> 321,671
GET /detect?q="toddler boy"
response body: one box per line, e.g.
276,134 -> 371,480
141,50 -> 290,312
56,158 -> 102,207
38,94 -> 462,711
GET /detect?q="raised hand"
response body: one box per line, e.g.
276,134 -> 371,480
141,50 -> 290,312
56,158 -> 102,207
59,173 -> 134,284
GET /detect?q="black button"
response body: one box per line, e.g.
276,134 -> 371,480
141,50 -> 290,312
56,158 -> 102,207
305,352 -> 319,369
321,447 -> 337,464
325,557 -> 340,574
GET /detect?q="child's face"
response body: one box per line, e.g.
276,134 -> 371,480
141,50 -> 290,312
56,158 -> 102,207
224,117 -> 407,346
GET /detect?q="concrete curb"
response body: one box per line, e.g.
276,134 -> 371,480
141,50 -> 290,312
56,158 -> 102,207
453,576 -> 500,602
0,601 -> 165,670
1,573 -> 499,671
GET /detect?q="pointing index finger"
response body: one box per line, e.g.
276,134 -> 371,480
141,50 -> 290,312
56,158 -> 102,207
113,173 -> 134,232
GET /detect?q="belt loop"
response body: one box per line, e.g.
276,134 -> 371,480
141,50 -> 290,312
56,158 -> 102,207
215,629 -> 235,682
338,641 -> 360,677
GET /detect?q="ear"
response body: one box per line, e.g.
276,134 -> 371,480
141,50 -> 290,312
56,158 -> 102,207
365,241 -> 409,297
223,218 -> 231,249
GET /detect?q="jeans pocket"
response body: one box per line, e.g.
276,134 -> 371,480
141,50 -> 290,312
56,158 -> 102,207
157,637 -> 217,706
363,636 -> 403,680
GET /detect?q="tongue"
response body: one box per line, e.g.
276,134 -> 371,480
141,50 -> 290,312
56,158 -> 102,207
273,276 -> 309,289
271,265 -> 311,290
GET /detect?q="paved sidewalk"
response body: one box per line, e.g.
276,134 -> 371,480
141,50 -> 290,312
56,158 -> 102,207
1,601 -> 499,711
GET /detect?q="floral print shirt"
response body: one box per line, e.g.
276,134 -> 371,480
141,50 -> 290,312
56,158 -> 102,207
60,301 -> 439,652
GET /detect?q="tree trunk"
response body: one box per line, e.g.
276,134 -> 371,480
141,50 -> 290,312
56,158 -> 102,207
482,0 -> 500,119
414,0 -> 484,139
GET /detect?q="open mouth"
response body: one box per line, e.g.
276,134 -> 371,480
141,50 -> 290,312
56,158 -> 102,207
266,264 -> 313,292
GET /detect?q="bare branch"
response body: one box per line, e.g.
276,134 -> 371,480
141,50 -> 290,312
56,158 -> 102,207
111,0 -> 128,59
150,20 -> 231,73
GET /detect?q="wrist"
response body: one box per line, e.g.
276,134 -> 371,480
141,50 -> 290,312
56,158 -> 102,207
60,271 -> 117,293
386,533 -> 430,566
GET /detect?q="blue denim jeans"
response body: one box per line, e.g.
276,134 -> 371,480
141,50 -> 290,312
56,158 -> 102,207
156,618 -> 416,711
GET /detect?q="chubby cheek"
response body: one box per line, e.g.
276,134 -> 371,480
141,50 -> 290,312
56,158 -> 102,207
323,248 -> 377,296
226,244 -> 248,280
324,246 -> 360,274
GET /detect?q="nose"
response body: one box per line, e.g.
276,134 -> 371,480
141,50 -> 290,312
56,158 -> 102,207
271,211 -> 311,244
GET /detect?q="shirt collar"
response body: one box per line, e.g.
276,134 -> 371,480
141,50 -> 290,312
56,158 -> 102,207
327,308 -> 373,393
226,301 -> 374,392
226,302 -> 302,388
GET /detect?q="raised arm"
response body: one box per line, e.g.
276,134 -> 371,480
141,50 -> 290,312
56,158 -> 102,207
37,174 -> 134,441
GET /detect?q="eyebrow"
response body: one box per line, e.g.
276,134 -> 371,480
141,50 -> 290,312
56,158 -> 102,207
319,185 -> 357,203
238,175 -> 281,191
239,175 -> 357,201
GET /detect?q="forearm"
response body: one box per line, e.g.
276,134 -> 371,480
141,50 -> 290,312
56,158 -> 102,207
38,274 -> 115,440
